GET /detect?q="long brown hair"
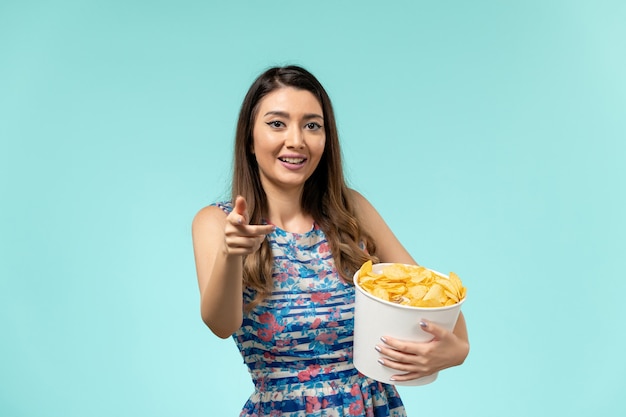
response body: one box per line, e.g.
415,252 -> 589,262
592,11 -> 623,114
232,65 -> 377,305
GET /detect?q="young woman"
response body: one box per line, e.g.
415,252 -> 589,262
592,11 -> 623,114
192,65 -> 469,416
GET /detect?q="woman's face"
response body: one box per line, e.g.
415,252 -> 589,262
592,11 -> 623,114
252,87 -> 326,194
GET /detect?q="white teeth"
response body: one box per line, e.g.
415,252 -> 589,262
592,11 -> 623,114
280,157 -> 305,164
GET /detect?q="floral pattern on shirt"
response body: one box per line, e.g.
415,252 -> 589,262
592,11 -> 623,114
213,202 -> 406,417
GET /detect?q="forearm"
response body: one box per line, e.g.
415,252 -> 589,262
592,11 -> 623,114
453,312 -> 468,341
200,251 -> 244,338
451,312 -> 470,365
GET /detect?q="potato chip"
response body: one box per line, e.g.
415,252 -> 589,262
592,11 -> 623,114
372,287 -> 390,301
359,260 -> 373,278
407,285 -> 429,300
356,262 -> 466,308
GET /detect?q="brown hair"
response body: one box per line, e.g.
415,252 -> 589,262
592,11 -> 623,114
232,65 -> 377,306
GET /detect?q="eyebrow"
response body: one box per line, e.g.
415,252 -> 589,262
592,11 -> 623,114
263,110 -> 324,120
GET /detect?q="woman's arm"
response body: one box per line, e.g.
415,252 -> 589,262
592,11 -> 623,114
192,197 -> 274,338
350,189 -> 470,379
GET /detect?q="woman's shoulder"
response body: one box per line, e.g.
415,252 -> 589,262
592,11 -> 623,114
346,189 -> 387,232
347,188 -> 366,202
192,201 -> 232,227
347,188 -> 374,216
211,201 -> 234,214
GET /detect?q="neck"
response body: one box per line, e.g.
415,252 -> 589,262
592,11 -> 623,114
263,185 -> 313,234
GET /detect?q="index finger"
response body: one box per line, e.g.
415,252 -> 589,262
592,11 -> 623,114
226,221 -> 276,237
235,223 -> 276,237
232,195 -> 249,225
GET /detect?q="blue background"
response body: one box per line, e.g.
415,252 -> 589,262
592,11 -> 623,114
1,1 -> 624,416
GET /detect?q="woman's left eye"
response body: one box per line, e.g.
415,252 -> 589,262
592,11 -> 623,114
304,122 -> 322,130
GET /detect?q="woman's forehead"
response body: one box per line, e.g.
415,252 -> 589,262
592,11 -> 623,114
257,87 -> 323,116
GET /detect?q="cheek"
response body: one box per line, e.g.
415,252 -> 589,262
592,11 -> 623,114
317,141 -> 327,159
312,136 -> 326,155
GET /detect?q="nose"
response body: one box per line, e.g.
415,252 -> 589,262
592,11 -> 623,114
285,127 -> 305,149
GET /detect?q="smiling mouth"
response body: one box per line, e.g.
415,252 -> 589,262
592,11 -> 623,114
279,157 -> 306,164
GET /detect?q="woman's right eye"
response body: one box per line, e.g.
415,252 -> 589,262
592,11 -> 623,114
266,121 -> 284,128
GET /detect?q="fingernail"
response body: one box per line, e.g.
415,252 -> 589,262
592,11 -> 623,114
377,358 -> 385,365
380,337 -> 387,343
389,376 -> 396,381
419,321 -> 427,329
374,345 -> 382,353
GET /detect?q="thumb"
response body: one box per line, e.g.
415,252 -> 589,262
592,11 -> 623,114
419,319 -> 446,341
233,195 -> 249,225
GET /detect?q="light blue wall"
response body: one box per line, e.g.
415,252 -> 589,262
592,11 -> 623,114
1,1 -> 624,416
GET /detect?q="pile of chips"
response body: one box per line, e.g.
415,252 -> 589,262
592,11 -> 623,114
357,261 -> 466,307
